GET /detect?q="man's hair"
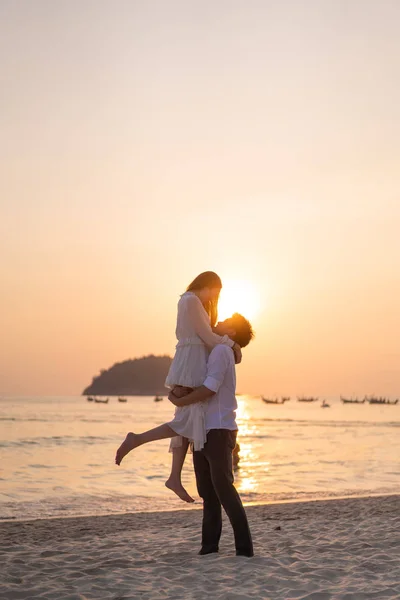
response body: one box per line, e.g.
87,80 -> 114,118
230,313 -> 255,348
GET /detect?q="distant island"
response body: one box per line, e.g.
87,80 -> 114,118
82,355 -> 173,396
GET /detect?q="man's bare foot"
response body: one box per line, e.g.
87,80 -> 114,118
115,432 -> 140,465
165,478 -> 195,503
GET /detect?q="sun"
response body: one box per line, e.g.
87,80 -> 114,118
217,280 -> 260,322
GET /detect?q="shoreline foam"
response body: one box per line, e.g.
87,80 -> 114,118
2,488 -> 400,524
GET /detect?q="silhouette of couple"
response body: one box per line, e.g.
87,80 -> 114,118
116,272 -> 254,557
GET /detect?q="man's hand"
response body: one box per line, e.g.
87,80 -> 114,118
168,386 -> 192,407
169,385 -> 215,408
171,386 -> 192,399
168,391 -> 184,407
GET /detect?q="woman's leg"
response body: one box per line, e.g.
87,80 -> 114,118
115,423 -> 177,465
165,438 -> 194,503
164,385 -> 194,502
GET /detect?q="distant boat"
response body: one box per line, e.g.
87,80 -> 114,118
368,397 -> 398,405
154,396 -> 163,402
340,396 -> 365,404
321,400 -> 330,408
87,396 -> 94,402
94,398 -> 109,404
297,397 -> 318,403
262,397 -> 288,405
118,397 -> 128,403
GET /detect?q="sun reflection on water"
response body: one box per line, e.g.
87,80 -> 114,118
234,396 -> 266,494
236,397 -> 258,437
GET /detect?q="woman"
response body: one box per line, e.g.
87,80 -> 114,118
116,271 -> 241,503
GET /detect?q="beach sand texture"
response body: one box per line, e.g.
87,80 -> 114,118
1,495 -> 399,600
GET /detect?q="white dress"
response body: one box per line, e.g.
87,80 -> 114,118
165,292 -> 234,451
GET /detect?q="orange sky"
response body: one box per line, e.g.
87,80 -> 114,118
1,1 -> 399,396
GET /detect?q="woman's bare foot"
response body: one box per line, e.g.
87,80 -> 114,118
115,432 -> 140,465
165,477 -> 195,503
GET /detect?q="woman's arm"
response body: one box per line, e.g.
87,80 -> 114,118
183,295 -> 242,363
185,294 -> 234,348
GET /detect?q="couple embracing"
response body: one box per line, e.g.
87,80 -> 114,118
116,272 -> 255,557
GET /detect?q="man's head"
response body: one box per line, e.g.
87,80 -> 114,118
214,313 -> 254,348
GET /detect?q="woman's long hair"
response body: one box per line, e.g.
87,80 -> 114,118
186,271 -> 222,327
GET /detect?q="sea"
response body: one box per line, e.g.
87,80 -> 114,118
0,395 -> 399,521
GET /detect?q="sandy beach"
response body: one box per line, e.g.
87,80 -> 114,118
1,495 -> 399,600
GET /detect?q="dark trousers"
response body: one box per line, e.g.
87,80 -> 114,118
193,429 -> 253,556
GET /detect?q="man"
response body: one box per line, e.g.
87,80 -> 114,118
168,313 -> 254,557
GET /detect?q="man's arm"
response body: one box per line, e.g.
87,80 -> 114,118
168,385 -> 215,407
169,345 -> 231,408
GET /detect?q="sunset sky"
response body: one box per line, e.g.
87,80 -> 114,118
1,0 -> 399,396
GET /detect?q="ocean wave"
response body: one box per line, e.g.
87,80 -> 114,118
0,417 -> 51,422
1,488 -> 399,522
256,418 -> 400,428
0,416 -> 123,424
0,435 -> 111,448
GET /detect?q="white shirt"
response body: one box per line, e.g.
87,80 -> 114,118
165,292 -> 234,388
203,344 -> 238,432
